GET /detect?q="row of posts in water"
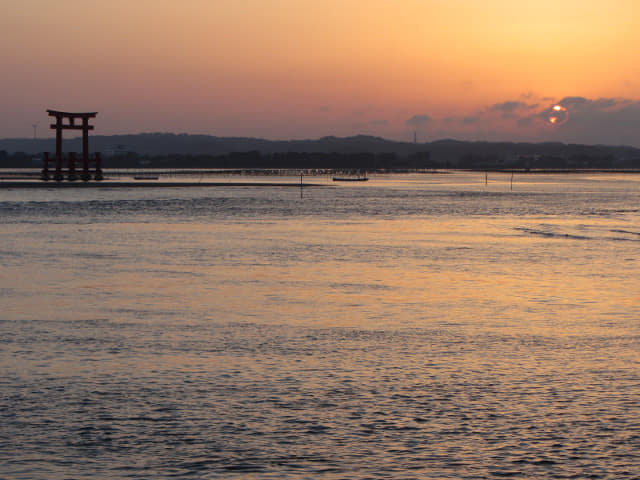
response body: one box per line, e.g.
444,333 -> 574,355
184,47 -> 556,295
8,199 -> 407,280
41,152 -> 103,181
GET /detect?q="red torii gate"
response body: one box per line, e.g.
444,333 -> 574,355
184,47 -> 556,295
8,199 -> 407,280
42,109 -> 102,181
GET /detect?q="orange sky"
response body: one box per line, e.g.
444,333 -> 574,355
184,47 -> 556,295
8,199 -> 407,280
2,0 -> 639,145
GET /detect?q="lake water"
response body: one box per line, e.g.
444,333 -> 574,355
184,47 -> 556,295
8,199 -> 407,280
1,171 -> 639,479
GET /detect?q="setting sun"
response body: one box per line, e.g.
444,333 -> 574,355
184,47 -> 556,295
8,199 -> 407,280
548,104 -> 569,126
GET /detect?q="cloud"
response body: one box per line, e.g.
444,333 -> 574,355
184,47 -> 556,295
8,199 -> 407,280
406,114 -> 432,127
488,101 -> 530,113
486,101 -> 538,120
424,95 -> 640,146
519,91 -> 555,103
556,96 -> 589,110
557,96 -> 634,113
443,115 -> 481,125
503,95 -> 640,145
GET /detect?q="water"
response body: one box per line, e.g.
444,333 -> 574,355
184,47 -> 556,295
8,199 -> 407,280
1,172 -> 639,479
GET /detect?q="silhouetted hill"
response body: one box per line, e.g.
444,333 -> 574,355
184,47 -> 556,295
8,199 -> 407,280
0,134 -> 417,156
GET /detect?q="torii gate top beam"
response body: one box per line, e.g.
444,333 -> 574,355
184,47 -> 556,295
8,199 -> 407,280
47,110 -> 97,130
47,109 -> 98,163
47,109 -> 97,118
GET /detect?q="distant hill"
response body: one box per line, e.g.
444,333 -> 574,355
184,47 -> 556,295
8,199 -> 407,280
0,134 -> 422,156
2,133 -> 640,169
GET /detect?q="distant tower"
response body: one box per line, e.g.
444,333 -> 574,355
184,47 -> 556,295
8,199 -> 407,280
414,131 -> 417,144
32,122 -> 39,140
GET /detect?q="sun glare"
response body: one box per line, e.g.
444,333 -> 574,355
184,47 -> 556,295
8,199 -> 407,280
548,104 -> 568,125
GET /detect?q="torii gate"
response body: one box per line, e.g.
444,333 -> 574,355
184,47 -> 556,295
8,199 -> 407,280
42,109 -> 102,181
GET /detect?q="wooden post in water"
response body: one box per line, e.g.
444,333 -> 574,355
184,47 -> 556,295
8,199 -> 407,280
41,152 -> 50,181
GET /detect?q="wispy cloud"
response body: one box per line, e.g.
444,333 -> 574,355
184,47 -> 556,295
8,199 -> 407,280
406,114 -> 432,127
488,101 -> 534,113
486,101 -> 538,120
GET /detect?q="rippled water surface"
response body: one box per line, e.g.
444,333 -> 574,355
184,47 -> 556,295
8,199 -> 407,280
1,172 -> 639,479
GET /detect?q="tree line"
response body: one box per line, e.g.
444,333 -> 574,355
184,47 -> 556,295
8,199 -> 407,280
2,148 -> 639,170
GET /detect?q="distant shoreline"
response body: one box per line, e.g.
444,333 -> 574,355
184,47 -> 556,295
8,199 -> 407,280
0,181 -> 325,189
2,169 -> 640,189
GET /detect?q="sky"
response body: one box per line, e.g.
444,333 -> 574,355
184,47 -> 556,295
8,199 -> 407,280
2,0 -> 639,146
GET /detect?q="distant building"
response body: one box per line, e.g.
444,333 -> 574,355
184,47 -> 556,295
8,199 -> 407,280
102,145 -> 130,157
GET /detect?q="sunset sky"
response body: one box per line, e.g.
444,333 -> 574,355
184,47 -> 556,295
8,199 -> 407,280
2,0 -> 639,146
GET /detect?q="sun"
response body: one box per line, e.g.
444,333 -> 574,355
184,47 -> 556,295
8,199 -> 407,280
548,104 -> 569,126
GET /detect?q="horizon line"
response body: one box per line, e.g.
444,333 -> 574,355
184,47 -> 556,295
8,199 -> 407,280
1,133 -> 639,150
